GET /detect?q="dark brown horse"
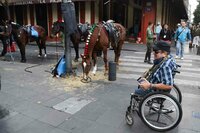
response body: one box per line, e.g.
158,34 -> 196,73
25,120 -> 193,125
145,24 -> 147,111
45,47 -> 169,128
3,21 -> 46,62
81,21 -> 126,80
0,24 -> 11,56
50,21 -> 90,61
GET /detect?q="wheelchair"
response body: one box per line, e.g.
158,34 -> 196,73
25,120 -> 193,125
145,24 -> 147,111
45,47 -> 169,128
125,91 -> 182,132
125,65 -> 182,132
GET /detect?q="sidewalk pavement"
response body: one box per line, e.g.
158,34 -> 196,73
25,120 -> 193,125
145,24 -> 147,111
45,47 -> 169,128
0,42 -> 200,133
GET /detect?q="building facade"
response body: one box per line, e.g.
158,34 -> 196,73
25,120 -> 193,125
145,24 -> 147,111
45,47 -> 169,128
2,0 -> 188,43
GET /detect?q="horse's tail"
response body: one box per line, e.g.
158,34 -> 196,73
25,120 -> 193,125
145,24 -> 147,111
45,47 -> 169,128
114,23 -> 126,41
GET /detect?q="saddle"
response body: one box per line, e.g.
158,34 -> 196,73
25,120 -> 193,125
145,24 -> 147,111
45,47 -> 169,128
103,20 -> 120,46
23,25 -> 39,38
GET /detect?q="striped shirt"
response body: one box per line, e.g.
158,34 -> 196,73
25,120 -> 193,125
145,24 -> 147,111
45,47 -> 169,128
149,55 -> 177,86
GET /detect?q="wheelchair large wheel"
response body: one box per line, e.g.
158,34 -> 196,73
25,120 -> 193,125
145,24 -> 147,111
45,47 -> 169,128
170,84 -> 182,103
139,92 -> 182,132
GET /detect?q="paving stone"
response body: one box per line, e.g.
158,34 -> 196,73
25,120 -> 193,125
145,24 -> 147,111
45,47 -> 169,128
15,120 -> 54,133
0,113 -> 34,133
49,128 -> 70,133
58,116 -> 93,133
83,122 -> 119,133
53,97 -> 93,114
38,109 -> 71,127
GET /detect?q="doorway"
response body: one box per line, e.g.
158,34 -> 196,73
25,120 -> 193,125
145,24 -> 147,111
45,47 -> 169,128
35,4 -> 48,35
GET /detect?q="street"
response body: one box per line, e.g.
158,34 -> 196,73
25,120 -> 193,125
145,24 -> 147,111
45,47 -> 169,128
0,42 -> 200,133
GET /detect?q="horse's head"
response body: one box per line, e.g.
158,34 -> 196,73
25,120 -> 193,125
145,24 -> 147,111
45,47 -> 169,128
0,20 -> 12,36
81,54 -> 92,80
50,21 -> 64,37
78,22 -> 91,36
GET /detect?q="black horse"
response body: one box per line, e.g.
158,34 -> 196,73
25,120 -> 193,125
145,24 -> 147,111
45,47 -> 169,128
2,21 -> 47,62
0,23 -> 11,57
51,21 -> 90,62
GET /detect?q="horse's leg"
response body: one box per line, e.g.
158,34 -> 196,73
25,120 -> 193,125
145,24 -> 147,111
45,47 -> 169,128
36,39 -> 42,57
44,41 -> 47,57
71,34 -> 79,62
114,41 -> 123,65
92,52 -> 97,75
0,38 -> 8,56
102,48 -> 108,75
73,41 -> 79,62
41,39 -> 47,57
18,42 -> 26,63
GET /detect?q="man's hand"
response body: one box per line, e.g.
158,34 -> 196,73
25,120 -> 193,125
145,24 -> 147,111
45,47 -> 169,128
138,78 -> 151,90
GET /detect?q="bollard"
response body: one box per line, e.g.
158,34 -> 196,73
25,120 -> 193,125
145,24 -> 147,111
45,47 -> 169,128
197,46 -> 200,55
108,61 -> 116,81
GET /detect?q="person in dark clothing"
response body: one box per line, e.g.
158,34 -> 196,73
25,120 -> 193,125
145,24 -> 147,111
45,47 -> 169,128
159,24 -> 172,44
144,22 -> 155,64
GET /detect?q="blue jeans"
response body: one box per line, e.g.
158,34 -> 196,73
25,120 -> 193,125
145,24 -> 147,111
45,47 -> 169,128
176,41 -> 186,58
134,88 -> 153,97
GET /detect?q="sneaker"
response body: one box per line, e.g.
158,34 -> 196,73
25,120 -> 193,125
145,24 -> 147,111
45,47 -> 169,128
180,57 -> 184,60
175,56 -> 179,59
147,61 -> 153,64
144,60 -> 148,63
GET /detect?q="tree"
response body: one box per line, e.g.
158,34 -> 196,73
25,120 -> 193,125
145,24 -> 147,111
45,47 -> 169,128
193,2 -> 200,24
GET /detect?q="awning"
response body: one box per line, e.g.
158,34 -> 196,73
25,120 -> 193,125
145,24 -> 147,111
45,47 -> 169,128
6,0 -> 95,5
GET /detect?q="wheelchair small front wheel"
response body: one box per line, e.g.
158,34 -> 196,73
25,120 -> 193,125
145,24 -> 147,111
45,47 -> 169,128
139,92 -> 182,132
125,111 -> 134,126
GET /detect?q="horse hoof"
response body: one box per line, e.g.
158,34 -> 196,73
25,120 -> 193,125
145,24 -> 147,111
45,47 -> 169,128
38,55 -> 41,58
21,59 -> 26,63
44,54 -> 47,58
74,59 -> 78,62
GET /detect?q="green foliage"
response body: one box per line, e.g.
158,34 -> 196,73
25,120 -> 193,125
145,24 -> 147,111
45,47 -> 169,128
193,2 -> 200,24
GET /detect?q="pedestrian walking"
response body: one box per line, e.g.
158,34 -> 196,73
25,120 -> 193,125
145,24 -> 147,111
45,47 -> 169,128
159,24 -> 172,44
154,22 -> 162,41
174,19 -> 191,60
192,24 -> 200,47
144,22 -> 155,64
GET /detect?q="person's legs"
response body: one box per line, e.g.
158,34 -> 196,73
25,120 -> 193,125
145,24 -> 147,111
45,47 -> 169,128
176,41 -> 181,57
180,42 -> 186,59
156,33 -> 159,41
144,43 -> 149,62
147,42 -> 153,63
134,88 -> 152,97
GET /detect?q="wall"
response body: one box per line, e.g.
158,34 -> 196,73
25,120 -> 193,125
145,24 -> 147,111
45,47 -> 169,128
127,0 -> 134,29
141,0 -> 156,44
156,0 -> 162,25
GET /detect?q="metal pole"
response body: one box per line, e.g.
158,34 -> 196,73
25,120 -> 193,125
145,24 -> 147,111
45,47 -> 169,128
61,0 -> 77,74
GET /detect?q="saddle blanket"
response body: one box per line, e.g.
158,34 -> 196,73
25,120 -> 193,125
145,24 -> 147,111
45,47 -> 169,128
28,26 -> 39,37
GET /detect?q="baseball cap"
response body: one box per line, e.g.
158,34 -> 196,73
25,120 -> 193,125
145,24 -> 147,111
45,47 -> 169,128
153,41 -> 170,53
181,19 -> 187,22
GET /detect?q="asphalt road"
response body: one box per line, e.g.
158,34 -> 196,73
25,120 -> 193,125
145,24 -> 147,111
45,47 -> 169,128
0,42 -> 200,133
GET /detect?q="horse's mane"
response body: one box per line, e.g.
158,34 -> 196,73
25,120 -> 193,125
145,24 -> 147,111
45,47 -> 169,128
84,23 -> 97,56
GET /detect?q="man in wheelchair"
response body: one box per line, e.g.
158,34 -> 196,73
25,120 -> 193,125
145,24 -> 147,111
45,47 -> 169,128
126,41 -> 182,132
135,41 -> 177,97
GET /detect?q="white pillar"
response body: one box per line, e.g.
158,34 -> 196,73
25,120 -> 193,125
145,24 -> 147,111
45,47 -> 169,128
52,4 -> 58,22
85,1 -> 91,23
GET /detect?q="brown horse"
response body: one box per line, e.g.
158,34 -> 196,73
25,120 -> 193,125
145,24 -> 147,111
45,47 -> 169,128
3,21 -> 46,62
81,21 -> 126,80
50,21 -> 90,62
